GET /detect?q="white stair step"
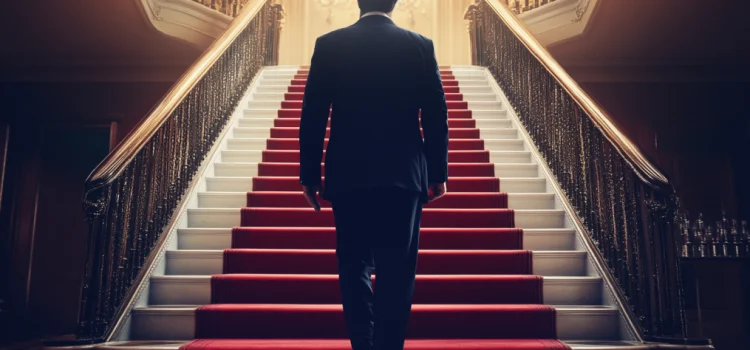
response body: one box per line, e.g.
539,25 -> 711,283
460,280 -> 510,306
196,191 -> 554,210
176,228 -> 577,251
252,92 -> 497,103
225,138 -> 267,151
164,249 -> 585,276
238,118 -> 275,128
500,178 -> 547,193
494,164 -> 538,177
256,85 -> 290,93
217,150 -> 531,165
475,119 -> 512,129
481,139 -> 524,151
211,163 -> 537,178
478,128 -> 518,139
128,305 -> 618,341
508,193 -> 555,209
184,208 -> 565,229
490,150 -> 531,163
148,275 -> 601,306
247,100 -> 282,109
243,109 -> 278,118
235,117 -> 512,130
205,175 -> 548,193
232,127 -> 272,138
254,85 -> 496,95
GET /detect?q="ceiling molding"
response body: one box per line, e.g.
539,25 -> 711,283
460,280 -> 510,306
136,0 -> 231,48
519,0 -> 599,47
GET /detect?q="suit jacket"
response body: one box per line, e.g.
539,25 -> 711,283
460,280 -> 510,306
298,14 -> 449,203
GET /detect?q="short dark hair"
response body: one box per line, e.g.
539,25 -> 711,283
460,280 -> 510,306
358,0 -> 398,13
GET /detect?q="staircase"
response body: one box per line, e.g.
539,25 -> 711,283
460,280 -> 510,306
86,65 -> 657,350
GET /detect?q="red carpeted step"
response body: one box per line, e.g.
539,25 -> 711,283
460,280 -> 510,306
292,74 -> 457,80
280,100 -> 467,109
276,109 -> 473,119
256,163 -> 494,177
273,118 -> 477,128
194,304 -> 555,339
291,79 -> 460,87
240,208 -> 514,228
251,176 -> 499,192
262,149 -> 488,163
181,339 -> 570,350
247,192 -> 507,209
265,138 -> 485,150
267,127 -> 480,139
223,249 -> 531,275
283,92 -> 464,101
288,85 -> 462,93
232,227 -> 523,250
210,275 -> 543,304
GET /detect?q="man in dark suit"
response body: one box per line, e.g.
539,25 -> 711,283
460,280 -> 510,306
298,0 -> 449,349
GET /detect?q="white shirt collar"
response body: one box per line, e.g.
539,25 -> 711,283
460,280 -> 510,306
361,11 -> 391,19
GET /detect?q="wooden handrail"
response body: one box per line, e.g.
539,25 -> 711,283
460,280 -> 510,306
482,0 -> 671,189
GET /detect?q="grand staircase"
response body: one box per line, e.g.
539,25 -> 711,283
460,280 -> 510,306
90,65 -> 656,350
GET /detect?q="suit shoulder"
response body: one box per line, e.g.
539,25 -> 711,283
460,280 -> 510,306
398,28 -> 432,45
316,26 -> 351,43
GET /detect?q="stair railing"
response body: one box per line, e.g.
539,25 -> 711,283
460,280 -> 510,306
466,0 -> 711,344
72,0 -> 284,343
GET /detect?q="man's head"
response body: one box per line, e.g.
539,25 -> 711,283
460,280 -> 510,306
358,0 -> 398,14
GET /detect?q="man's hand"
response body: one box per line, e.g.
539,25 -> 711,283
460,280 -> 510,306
302,185 -> 321,212
428,182 -> 447,202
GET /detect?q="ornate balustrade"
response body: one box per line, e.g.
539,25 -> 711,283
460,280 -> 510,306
72,0 -> 284,343
465,0 -> 732,344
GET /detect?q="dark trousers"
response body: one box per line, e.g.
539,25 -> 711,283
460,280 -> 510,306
331,187 -> 423,350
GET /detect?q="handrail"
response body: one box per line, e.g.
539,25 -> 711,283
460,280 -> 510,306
85,0 -> 267,188
482,0 -> 670,189
464,0 -> 698,343
71,0 -> 284,343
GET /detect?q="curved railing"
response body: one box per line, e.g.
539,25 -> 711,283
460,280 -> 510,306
75,0 -> 284,342
466,0 -> 701,343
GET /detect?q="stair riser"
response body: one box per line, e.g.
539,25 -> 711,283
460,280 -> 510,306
224,138 -> 525,152
248,101 -> 503,110
256,85 -> 495,94
208,163 -> 538,179
164,251 -> 584,276
128,308 -> 618,341
184,209 -> 564,229
176,228 -> 577,251
231,128 -> 516,140
149,277 -> 601,306
252,92 -> 498,102
237,118 -> 513,129
204,177 -> 548,193
242,109 -> 508,120
196,192 -> 554,210
218,150 -> 528,164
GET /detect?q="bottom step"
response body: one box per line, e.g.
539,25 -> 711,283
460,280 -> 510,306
96,340 -> 652,350
129,306 -> 619,341
181,339 -> 570,350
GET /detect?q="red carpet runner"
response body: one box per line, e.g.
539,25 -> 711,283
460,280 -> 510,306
181,69 -> 569,350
